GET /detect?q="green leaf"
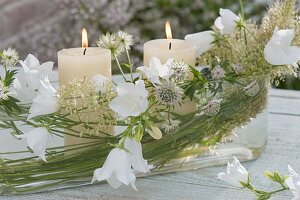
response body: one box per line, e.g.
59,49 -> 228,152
263,171 -> 286,184
134,123 -> 144,142
257,193 -> 271,200
3,69 -> 18,86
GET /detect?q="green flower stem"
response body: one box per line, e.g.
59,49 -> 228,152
125,47 -> 134,82
113,54 -> 127,82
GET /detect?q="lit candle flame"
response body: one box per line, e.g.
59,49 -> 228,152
82,28 -> 88,48
165,21 -> 172,41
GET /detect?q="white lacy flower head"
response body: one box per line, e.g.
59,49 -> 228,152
184,31 -> 215,57
137,57 -> 173,84
203,98 -> 222,116
92,148 -> 137,190
264,27 -> 300,66
243,81 -> 259,97
214,9 -> 240,35
170,60 -> 190,83
211,65 -> 225,80
0,80 -> 10,100
154,80 -> 183,106
161,118 -> 180,133
13,54 -> 53,103
124,137 -> 149,173
18,127 -> 49,162
218,156 -> 249,188
232,63 -> 245,74
1,48 -> 19,67
90,74 -> 110,94
116,31 -> 133,51
28,77 -> 59,119
109,80 -> 148,118
97,32 -> 123,56
285,165 -> 300,200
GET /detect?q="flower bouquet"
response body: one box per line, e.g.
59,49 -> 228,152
0,0 -> 299,195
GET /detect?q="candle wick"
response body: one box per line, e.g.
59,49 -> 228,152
83,48 -> 87,55
169,42 -> 172,50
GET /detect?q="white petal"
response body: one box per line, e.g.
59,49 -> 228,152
92,168 -> 103,183
116,82 -> 136,96
37,61 -> 54,76
91,74 -> 110,94
286,177 -> 296,191
20,127 -> 49,161
23,54 -> 40,68
149,57 -> 162,72
113,149 -> 136,186
215,9 -> 239,35
28,78 -> 59,119
137,66 -> 160,84
214,17 -> 224,30
106,172 -> 123,189
124,138 -> 149,173
271,29 -> 295,47
109,95 -> 145,117
218,157 -> 248,188
95,148 -> 123,182
218,172 -> 242,187
135,80 -> 148,98
286,46 -> 300,64
264,28 -> 300,65
185,31 -> 215,57
109,81 -> 148,117
13,77 -> 37,103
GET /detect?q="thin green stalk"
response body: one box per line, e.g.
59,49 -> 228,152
125,48 -> 134,82
113,54 -> 127,82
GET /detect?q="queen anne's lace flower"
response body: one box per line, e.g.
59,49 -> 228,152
117,31 -> 133,51
0,80 -> 9,100
154,80 -> 183,106
243,81 -> 259,97
161,118 -> 180,133
1,48 -> 19,67
203,98 -> 222,116
211,66 -> 225,80
171,60 -> 190,83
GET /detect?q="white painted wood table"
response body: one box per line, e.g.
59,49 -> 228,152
1,88 -> 300,200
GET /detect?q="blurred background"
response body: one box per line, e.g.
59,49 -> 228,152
0,0 -> 299,89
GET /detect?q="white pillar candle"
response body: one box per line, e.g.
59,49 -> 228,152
143,22 -> 197,115
58,28 -> 112,151
58,47 -> 111,86
144,39 -> 196,67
